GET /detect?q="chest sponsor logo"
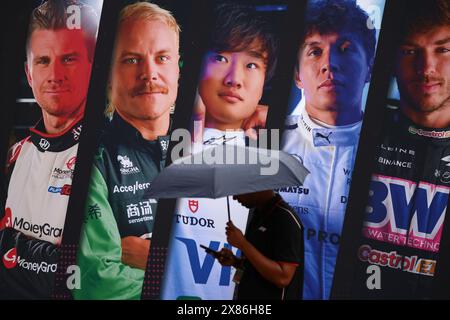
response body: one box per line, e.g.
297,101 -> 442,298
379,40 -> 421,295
12,217 -> 63,239
39,138 -> 50,150
52,158 -> 76,180
307,228 -> 340,245
358,245 -> 435,277
188,200 -> 199,213
117,155 -> 140,175
2,247 -> 57,273
363,174 -> 449,252
175,238 -> 239,286
3,248 -> 17,269
276,186 -> 309,195
48,184 -> 71,196
378,157 -> 412,169
409,126 -> 450,139
126,199 -> 157,224
175,214 -> 215,228
113,181 -> 150,194
380,144 -> 415,156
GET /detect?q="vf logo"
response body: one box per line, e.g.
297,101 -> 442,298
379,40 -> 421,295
176,237 -> 238,286
188,200 -> 199,213
3,248 -> 17,269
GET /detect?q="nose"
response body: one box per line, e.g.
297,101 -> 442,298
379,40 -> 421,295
223,60 -> 243,89
47,60 -> 65,84
416,50 -> 437,77
320,48 -> 339,75
139,58 -> 158,82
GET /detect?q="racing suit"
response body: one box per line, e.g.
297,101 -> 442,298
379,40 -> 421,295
161,128 -> 250,300
279,107 -> 362,299
73,113 -> 169,300
0,116 -> 82,299
352,109 -> 450,299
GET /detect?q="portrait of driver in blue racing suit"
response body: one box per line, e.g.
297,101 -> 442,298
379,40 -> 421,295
278,0 -> 377,300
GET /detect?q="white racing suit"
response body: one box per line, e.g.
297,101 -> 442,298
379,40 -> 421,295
279,107 -> 361,299
161,128 -> 250,300
0,117 -> 82,299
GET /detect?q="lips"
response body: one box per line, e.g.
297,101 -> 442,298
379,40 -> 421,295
318,79 -> 343,89
218,91 -> 243,103
416,82 -> 442,94
44,89 -> 70,94
135,90 -> 166,96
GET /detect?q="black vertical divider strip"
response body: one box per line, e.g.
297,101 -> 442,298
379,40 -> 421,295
141,0 -> 213,300
53,0 -> 130,300
0,1 -> 34,210
265,0 -> 307,140
330,0 -> 407,299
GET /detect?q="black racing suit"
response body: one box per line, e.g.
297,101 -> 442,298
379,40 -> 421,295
352,109 -> 450,299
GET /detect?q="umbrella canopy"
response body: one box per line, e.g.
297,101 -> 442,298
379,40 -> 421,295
146,144 -> 309,199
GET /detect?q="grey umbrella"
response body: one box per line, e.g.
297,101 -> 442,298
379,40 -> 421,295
146,144 -> 309,220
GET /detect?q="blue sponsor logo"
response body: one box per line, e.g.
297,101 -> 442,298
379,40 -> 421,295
176,237 -> 240,286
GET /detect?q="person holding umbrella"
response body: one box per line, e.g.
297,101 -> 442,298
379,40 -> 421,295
217,190 -> 303,300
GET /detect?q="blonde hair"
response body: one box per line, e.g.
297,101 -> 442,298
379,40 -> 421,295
120,1 -> 180,43
105,1 -> 181,117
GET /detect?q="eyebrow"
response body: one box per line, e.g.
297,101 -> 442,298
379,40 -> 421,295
120,49 -> 174,58
302,41 -> 321,49
435,37 -> 450,45
62,52 -> 81,58
248,50 -> 267,60
119,51 -> 142,58
402,37 -> 450,47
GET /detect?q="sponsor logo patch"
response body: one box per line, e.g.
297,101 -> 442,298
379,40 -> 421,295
113,181 -> 150,194
39,138 -> 50,150
363,174 -> 449,252
409,126 -> 450,139
188,200 -> 199,213
358,244 -> 436,276
48,184 -> 71,196
3,248 -> 17,269
117,155 -> 140,175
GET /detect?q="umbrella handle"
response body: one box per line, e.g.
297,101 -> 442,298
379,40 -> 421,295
227,196 -> 231,222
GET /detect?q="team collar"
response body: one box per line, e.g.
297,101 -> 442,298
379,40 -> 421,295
297,107 -> 362,147
110,112 -> 170,156
30,116 -> 83,152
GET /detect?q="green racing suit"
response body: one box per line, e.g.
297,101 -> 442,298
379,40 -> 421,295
72,114 -> 169,300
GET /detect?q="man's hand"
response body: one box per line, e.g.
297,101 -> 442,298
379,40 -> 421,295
242,105 -> 268,140
121,236 -> 150,270
217,248 -> 236,266
225,221 -> 246,249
